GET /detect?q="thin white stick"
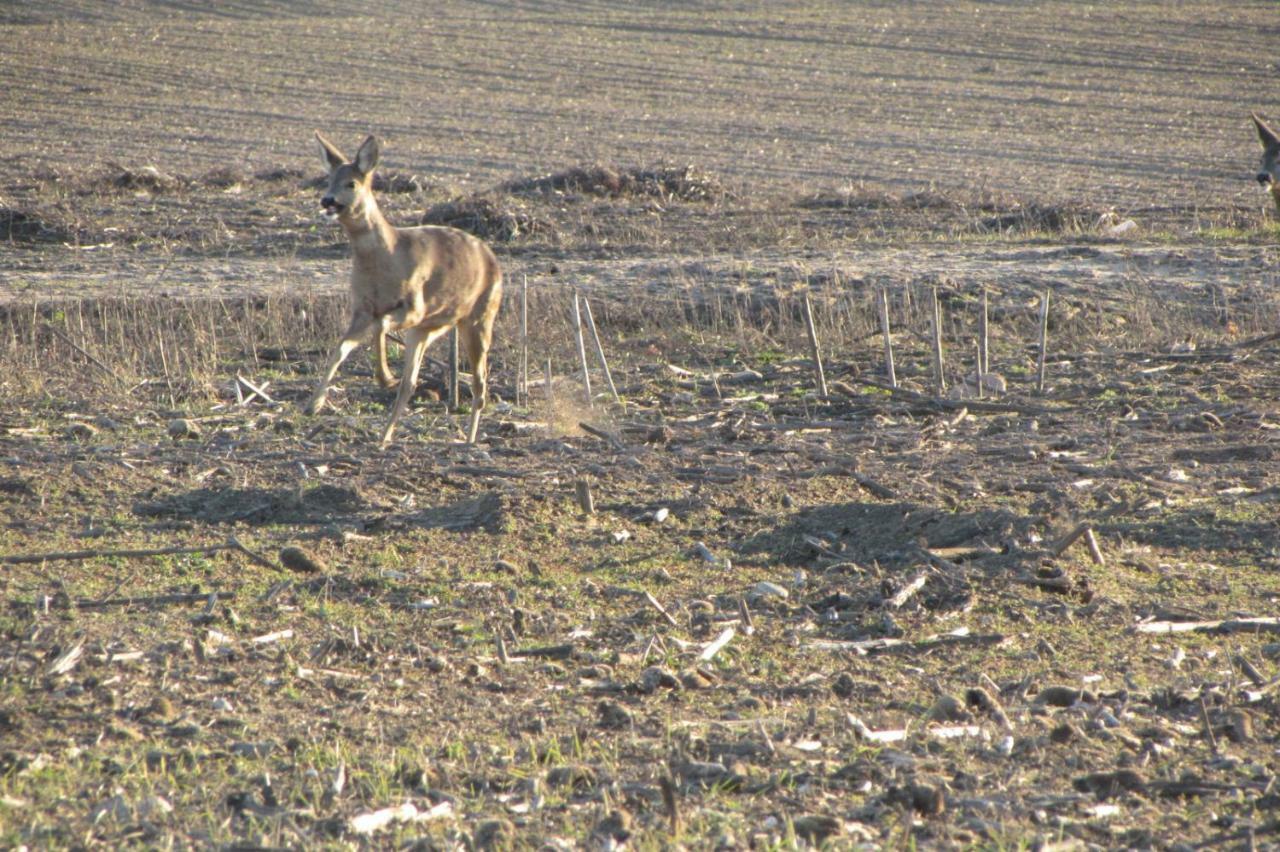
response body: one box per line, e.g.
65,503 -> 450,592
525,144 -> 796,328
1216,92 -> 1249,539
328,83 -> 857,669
802,294 -> 829,398
519,274 -> 529,407
931,287 -> 945,395
1036,289 -> 1050,395
979,287 -> 990,375
878,287 -> 896,387
580,297 -> 619,404
572,291 -> 593,406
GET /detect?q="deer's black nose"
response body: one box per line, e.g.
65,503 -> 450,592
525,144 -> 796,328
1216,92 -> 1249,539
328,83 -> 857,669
321,195 -> 336,207
1258,173 -> 1274,185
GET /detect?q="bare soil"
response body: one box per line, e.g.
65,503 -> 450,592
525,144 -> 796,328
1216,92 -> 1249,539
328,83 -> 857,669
3,2 -> 1280,850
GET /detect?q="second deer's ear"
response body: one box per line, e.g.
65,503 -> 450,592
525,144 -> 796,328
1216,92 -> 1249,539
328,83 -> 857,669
355,135 -> 381,175
1254,113 -> 1280,150
316,131 -> 347,171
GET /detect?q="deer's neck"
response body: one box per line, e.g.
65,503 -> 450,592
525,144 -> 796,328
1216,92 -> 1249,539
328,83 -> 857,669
341,196 -> 397,257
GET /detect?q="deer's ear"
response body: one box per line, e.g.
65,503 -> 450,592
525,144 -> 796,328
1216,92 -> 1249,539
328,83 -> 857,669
316,132 -> 347,171
1254,113 -> 1280,150
354,135 -> 381,175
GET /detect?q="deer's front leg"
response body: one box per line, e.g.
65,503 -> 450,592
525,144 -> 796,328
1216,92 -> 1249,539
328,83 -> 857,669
306,312 -> 377,415
380,324 -> 450,447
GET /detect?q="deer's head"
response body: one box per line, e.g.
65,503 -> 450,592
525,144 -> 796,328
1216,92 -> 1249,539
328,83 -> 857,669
315,132 -> 380,221
1253,113 -> 1280,188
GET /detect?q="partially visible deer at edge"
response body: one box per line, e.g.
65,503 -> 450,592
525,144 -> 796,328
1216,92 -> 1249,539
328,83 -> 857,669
306,132 -> 502,446
1253,113 -> 1280,214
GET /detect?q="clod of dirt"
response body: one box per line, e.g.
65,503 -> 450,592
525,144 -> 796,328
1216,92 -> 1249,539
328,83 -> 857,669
885,783 -> 946,816
1073,769 -> 1147,798
66,422 -> 97,440
1035,685 -> 1095,707
134,483 -> 366,526
926,695 -> 970,722
791,814 -> 842,843
473,818 -> 517,850
167,418 -> 200,440
637,666 -> 681,694
279,545 -> 325,574
112,165 -> 182,193
592,809 -> 633,843
597,699 -> 633,729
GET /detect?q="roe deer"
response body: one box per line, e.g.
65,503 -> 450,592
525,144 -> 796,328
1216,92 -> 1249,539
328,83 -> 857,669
306,132 -> 502,446
1252,112 -> 1280,213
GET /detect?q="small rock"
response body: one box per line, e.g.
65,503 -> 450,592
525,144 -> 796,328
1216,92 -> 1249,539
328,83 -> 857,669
748,581 -> 789,603
211,697 -> 234,712
279,545 -> 325,574
831,672 -> 856,699
167,418 -> 200,440
91,794 -> 132,822
1222,710 -> 1254,743
596,699 -> 633,729
1073,769 -> 1146,798
593,808 -> 633,843
147,696 -> 178,722
792,814 -> 841,843
676,759 -> 729,784
680,669 -> 714,690
651,507 -> 670,524
230,741 -> 276,759
610,529 -> 631,544
926,695 -> 970,722
136,794 -> 173,820
1049,723 -> 1081,744
637,666 -> 681,694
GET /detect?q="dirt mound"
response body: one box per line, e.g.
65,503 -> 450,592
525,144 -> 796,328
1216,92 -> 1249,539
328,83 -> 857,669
797,187 -> 1097,234
502,163 -> 728,202
134,483 -> 367,525
0,205 -> 76,243
421,194 -> 550,242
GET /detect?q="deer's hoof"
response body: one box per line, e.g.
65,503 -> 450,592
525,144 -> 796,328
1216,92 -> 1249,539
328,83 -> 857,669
304,397 -> 325,416
376,374 -> 397,390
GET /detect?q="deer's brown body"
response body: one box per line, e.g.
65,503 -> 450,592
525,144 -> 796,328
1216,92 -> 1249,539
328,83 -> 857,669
306,132 -> 502,445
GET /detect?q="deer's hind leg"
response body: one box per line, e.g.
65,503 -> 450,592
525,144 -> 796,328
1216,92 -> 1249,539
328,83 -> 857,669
460,287 -> 501,444
307,310 -> 378,415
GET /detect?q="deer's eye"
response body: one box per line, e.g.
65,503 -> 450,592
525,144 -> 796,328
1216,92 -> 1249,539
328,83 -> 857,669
345,181 -> 356,189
